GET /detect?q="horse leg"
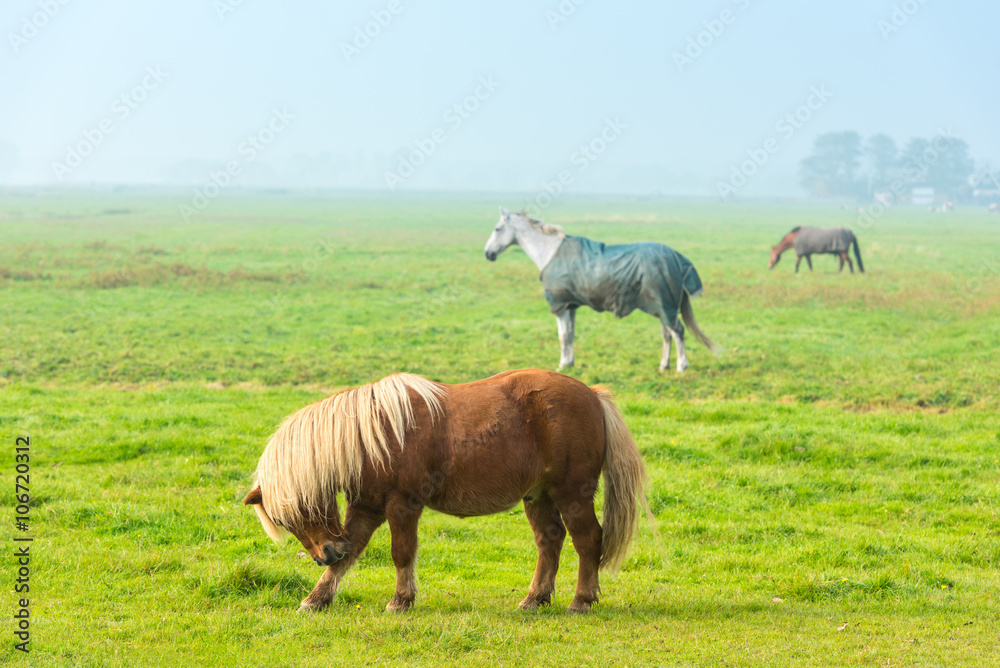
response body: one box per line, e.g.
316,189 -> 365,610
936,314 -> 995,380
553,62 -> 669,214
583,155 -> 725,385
806,255 -> 813,271
550,492 -> 602,613
556,309 -> 576,371
385,495 -> 423,612
659,321 -> 672,372
838,254 -> 845,273
671,323 -> 688,373
300,506 -> 385,612
844,253 -> 854,273
795,255 -> 802,273
519,493 -> 565,610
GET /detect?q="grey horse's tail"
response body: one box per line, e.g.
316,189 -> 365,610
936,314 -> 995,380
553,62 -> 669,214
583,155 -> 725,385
851,235 -> 865,273
680,291 -> 723,353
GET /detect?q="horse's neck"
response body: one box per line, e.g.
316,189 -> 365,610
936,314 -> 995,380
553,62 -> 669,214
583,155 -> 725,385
515,220 -> 563,271
778,234 -> 796,253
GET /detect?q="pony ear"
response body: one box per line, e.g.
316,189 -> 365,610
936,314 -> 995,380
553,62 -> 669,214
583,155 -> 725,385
243,487 -> 263,505
499,206 -> 510,219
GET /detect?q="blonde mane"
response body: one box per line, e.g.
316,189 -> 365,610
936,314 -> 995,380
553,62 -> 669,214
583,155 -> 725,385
252,373 -> 445,540
516,211 -> 565,238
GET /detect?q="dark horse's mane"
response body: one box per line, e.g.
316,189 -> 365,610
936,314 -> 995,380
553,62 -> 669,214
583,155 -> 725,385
790,226 -> 801,233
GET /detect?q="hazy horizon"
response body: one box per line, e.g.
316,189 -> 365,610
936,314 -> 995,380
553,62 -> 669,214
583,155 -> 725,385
3,1 -> 998,198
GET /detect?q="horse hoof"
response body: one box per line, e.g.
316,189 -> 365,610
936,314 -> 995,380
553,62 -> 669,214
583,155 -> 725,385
386,595 -> 413,612
567,597 -> 593,614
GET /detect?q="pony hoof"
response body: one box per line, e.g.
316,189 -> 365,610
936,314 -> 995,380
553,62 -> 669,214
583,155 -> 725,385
518,594 -> 550,611
298,598 -> 328,613
386,595 -> 413,612
567,599 -> 593,614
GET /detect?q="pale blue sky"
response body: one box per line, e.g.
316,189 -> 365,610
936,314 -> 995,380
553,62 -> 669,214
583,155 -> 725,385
2,0 -> 997,195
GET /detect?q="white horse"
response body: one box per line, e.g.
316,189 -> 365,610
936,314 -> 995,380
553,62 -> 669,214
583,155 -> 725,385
483,208 -> 720,372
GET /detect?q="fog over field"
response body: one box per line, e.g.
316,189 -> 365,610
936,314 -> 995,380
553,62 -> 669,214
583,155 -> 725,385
2,0 -> 998,196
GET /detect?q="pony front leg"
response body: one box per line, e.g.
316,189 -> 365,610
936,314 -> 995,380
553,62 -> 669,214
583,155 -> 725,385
299,506 -> 385,612
555,309 -> 576,371
385,496 -> 423,611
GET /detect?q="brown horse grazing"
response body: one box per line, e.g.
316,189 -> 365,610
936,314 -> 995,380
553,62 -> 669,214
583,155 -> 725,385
769,226 -> 865,274
243,369 -> 648,614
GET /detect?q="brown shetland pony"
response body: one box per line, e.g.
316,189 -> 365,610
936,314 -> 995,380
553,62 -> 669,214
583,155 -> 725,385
243,369 -> 648,614
769,226 -> 865,274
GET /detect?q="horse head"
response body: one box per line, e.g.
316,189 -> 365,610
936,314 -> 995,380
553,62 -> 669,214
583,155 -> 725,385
768,245 -> 781,269
484,207 -> 518,261
244,486 -> 350,567
769,228 -> 799,269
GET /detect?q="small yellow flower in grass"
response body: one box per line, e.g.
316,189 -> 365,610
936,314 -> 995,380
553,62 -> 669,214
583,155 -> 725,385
356,604 -> 361,609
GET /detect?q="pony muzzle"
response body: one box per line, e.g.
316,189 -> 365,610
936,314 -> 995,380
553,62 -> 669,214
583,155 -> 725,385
484,250 -> 497,261
315,543 -> 347,566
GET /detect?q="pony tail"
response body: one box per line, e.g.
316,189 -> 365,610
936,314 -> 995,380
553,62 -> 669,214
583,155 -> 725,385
592,385 -> 648,571
852,236 -> 865,273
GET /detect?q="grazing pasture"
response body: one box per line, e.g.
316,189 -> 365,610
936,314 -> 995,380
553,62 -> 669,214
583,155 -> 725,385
1,191 -> 999,666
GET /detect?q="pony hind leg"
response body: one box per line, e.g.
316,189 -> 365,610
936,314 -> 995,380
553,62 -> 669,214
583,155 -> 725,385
385,495 -> 423,612
551,488 -> 602,613
844,253 -> 854,273
519,493 -> 565,611
300,506 -> 385,612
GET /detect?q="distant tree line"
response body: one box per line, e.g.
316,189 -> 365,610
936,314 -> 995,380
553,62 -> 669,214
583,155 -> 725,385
799,131 -> 976,201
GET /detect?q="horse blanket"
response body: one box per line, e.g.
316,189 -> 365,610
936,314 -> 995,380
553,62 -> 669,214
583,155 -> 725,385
539,235 -> 703,326
793,226 -> 853,255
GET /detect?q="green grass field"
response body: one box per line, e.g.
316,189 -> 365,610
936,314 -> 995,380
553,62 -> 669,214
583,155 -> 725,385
2,191 -> 998,666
